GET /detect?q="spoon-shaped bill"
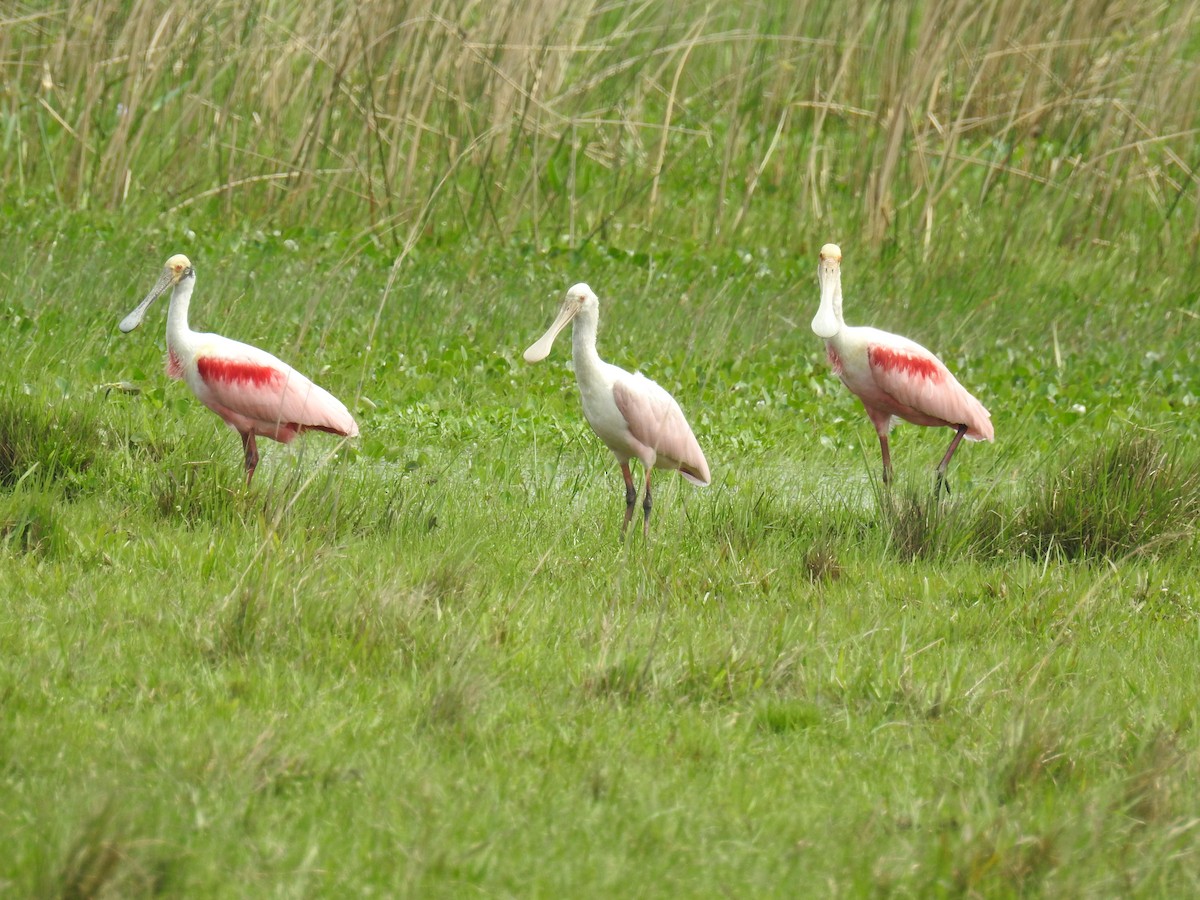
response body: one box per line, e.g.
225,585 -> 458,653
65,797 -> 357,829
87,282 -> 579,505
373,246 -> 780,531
523,301 -> 579,363
119,269 -> 174,333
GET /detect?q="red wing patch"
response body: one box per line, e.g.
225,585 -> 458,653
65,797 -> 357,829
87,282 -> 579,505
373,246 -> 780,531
868,345 -> 942,381
197,356 -> 282,389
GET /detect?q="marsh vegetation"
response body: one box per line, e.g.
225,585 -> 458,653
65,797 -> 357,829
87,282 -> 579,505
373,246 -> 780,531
2,0 -> 1200,894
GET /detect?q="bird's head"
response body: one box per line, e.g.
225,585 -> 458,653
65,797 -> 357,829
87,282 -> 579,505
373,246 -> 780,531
811,243 -> 843,339
164,254 -> 194,283
120,254 -> 195,333
523,282 -> 598,363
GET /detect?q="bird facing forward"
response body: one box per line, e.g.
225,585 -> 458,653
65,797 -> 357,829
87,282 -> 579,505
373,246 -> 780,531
811,243 -> 993,491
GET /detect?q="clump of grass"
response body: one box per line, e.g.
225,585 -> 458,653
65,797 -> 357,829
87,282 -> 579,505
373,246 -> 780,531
419,665 -> 488,739
584,655 -> 653,703
0,490 -> 62,557
0,391 -> 96,491
214,589 -> 264,661
584,640 -> 806,708
993,714 -> 1077,804
329,585 -> 427,666
936,819 -> 1061,898
705,488 -> 797,553
1018,434 -> 1200,560
876,484 -> 1009,562
47,804 -> 141,899
804,540 -> 842,582
753,698 -> 823,734
150,463 -> 244,526
1119,729 -> 1187,827
248,753 -> 318,799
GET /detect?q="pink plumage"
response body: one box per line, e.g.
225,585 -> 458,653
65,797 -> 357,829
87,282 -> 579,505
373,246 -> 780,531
612,377 -> 711,486
812,244 -> 992,490
192,351 -> 357,446
120,254 -> 358,484
524,282 -> 710,538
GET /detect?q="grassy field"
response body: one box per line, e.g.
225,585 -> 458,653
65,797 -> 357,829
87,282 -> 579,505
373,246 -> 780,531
3,0 -> 1200,896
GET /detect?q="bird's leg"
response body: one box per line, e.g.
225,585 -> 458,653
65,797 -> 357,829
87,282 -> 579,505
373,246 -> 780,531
642,470 -> 653,539
242,431 -> 259,486
621,462 -> 637,538
935,425 -> 969,496
878,433 -> 893,485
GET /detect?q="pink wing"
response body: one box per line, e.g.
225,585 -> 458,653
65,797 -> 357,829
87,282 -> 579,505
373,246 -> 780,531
196,343 -> 358,441
613,376 -> 711,485
867,342 -> 993,441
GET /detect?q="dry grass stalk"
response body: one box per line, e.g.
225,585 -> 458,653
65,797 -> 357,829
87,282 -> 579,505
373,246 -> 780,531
1,0 -> 1196,250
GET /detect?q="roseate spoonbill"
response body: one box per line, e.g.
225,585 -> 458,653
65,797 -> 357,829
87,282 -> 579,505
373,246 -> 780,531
119,254 -> 359,485
524,283 -> 711,537
811,243 -> 993,492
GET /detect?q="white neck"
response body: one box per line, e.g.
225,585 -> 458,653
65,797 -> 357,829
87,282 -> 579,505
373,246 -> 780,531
571,303 -> 606,381
166,277 -> 196,349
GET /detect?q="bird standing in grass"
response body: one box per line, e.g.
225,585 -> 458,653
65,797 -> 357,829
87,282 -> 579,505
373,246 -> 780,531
810,243 -> 993,491
119,254 -> 359,485
524,282 -> 710,537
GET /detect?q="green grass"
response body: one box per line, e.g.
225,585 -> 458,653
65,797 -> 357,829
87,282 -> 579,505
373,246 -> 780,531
1,227 -> 1198,896
2,0 -> 1200,895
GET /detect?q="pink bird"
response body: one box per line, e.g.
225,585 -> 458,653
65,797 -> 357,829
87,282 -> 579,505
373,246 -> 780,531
119,254 -> 359,485
524,282 -> 711,537
811,243 -> 993,491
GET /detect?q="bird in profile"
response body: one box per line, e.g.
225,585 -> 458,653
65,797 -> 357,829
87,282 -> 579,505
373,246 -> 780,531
524,282 -> 710,537
811,243 -> 993,492
119,254 -> 359,485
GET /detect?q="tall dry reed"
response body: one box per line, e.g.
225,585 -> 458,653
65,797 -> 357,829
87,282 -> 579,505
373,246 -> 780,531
2,0 -> 1197,253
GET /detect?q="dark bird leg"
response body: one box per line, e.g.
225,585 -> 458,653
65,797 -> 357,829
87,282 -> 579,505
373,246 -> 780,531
878,433 -> 893,485
642,470 -> 653,539
935,425 -> 969,496
621,462 -> 637,538
242,431 -> 260,486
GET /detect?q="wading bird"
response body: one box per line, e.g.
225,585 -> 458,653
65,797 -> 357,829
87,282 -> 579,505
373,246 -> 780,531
524,283 -> 710,537
119,254 -> 359,485
811,243 -> 993,492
